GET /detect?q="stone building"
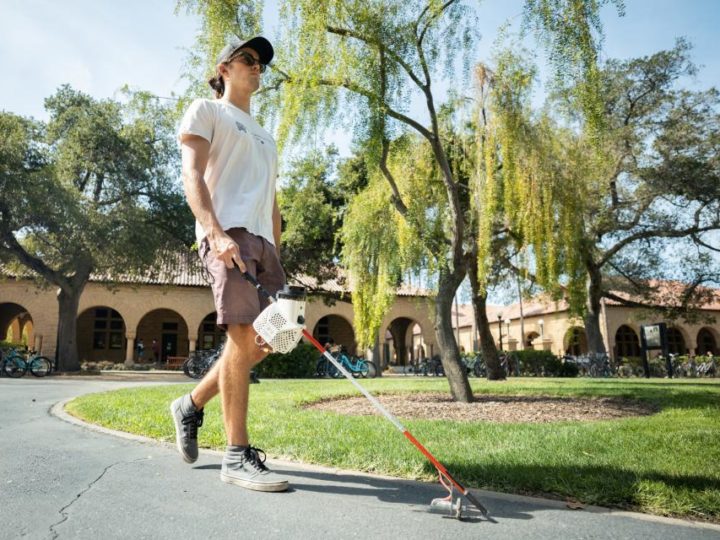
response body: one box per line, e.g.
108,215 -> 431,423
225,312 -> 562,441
436,290 -> 720,359
0,255 -> 435,369
4,253 -> 718,368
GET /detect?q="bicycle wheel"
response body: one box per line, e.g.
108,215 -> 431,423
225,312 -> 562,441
365,361 -> 378,378
314,358 -> 327,378
331,362 -> 344,378
29,356 -> 53,377
3,356 -> 27,378
185,356 -> 205,380
354,359 -> 369,378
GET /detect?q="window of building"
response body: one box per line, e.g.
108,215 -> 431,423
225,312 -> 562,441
666,327 -> 686,355
615,325 -> 640,358
565,327 -> 588,356
697,328 -> 717,355
93,308 -> 124,350
314,316 -> 330,345
525,332 -> 539,349
198,313 -> 225,350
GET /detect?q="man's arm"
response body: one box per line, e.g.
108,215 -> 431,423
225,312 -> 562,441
272,194 -> 282,257
180,134 -> 244,271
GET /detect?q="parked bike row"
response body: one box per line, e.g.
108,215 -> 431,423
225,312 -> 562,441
181,344 -> 260,383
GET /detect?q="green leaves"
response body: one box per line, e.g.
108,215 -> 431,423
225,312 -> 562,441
0,85 -> 190,289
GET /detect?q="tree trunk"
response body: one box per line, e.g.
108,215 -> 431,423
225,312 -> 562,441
435,266 -> 473,403
475,293 -> 505,380
583,265 -> 607,356
467,253 -> 504,380
56,282 -> 86,372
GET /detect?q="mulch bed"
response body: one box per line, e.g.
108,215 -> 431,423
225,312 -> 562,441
304,392 -> 658,423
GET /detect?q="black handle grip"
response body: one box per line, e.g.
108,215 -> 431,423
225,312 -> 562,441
232,260 -> 274,300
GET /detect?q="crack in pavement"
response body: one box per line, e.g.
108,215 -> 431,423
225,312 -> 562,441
47,457 -> 150,539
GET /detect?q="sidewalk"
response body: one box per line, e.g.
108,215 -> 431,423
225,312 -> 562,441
1,377 -> 718,539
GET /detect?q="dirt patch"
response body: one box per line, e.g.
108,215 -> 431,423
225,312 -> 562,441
304,393 -> 658,423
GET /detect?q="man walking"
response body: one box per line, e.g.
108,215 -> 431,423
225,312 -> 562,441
170,36 -> 287,492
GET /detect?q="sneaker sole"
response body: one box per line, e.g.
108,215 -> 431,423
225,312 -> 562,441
220,472 -> 289,492
169,401 -> 197,464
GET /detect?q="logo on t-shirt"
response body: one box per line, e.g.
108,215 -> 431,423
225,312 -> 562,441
235,121 -> 248,133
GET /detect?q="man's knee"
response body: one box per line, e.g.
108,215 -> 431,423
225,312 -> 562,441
226,324 -> 268,366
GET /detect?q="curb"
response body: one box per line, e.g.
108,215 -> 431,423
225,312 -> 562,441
50,394 -> 720,533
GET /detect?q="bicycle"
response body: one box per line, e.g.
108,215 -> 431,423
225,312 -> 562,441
316,348 -> 377,378
422,355 -> 444,377
1,348 -> 53,378
404,359 -> 424,376
461,353 -> 486,377
183,347 -> 221,379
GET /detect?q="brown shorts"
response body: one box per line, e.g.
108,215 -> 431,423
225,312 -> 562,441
199,228 -> 286,328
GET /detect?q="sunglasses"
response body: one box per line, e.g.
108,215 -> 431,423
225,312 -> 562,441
228,50 -> 267,73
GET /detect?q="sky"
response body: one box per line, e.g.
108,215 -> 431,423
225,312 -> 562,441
2,0 -> 719,150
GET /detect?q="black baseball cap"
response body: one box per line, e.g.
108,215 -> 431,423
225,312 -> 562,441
216,36 -> 274,65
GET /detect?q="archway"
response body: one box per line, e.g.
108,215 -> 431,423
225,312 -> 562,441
411,323 -> 428,361
615,325 -> 640,358
313,314 -> 356,355
384,317 -> 418,367
564,326 -> 588,356
666,327 -> 687,355
0,303 -> 33,348
696,328 -> 718,355
197,312 -> 226,351
137,308 -> 189,362
77,306 -> 127,363
525,332 -> 540,350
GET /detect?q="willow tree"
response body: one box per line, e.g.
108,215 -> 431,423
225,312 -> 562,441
476,40 -> 720,355
177,0 -> 623,401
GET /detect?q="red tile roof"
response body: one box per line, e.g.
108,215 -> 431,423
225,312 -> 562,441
1,251 -> 433,296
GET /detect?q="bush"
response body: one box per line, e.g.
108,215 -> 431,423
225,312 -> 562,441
254,342 -> 318,378
514,350 -> 577,377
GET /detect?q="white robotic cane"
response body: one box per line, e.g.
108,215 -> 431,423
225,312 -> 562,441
252,284 -> 307,353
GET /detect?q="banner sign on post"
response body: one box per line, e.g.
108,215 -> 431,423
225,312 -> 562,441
641,324 -> 664,350
640,323 -> 671,378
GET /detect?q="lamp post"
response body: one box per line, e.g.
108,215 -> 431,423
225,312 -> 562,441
497,313 -> 503,351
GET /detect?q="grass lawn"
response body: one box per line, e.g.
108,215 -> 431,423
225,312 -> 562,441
65,377 -> 720,521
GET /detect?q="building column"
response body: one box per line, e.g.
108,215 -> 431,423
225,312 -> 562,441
507,338 -> 519,352
125,333 -> 136,367
189,338 -> 197,353
34,335 -> 43,354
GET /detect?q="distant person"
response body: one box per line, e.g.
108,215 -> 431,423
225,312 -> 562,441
151,339 -> 160,363
136,339 -> 145,362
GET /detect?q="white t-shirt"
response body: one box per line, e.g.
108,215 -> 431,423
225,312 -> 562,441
178,98 -> 278,245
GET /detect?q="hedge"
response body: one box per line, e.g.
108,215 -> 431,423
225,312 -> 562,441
254,342 -> 319,378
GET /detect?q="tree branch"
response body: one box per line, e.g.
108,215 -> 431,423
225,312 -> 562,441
598,207 -> 720,267
379,138 -> 408,216
691,233 -> 720,253
317,77 -> 435,140
326,25 -> 427,90
417,0 -> 459,48
0,230 -> 69,290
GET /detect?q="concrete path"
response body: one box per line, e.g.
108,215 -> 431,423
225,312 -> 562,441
1,377 -> 718,540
